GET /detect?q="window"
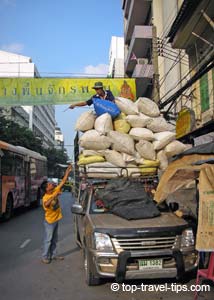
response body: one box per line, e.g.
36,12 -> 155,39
1,150 -> 15,176
14,154 -> 25,176
200,73 -> 210,112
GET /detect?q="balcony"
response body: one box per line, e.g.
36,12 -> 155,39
125,25 -> 152,74
125,0 -> 151,44
122,0 -> 131,18
132,63 -> 154,78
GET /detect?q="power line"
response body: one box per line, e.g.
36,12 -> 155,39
159,45 -> 214,104
160,53 -> 214,112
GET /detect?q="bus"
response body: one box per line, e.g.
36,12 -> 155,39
0,140 -> 47,221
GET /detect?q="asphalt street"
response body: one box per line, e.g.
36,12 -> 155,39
0,192 -> 213,300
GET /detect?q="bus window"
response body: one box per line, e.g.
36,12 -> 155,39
1,150 -> 14,176
14,154 -> 25,176
30,158 -> 36,175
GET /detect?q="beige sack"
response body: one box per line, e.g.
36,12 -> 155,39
136,140 -> 156,160
104,150 -> 126,167
129,128 -> 154,141
125,113 -> 151,128
136,97 -> 160,117
75,110 -> 96,132
122,153 -> 136,164
147,117 -> 175,132
153,131 -> 176,150
82,150 -> 105,157
115,97 -> 139,115
164,140 -> 187,158
157,150 -> 168,171
79,130 -> 111,150
94,113 -> 113,135
108,131 -> 135,155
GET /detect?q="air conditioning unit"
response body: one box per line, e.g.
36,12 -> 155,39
137,58 -> 148,65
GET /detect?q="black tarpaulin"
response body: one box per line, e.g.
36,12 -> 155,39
96,179 -> 160,220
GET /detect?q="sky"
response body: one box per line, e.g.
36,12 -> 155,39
0,0 -> 124,158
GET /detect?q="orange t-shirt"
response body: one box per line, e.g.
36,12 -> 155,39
42,186 -> 62,224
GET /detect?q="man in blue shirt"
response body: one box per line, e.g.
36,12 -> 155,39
69,81 -> 115,109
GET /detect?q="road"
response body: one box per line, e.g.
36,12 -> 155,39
0,192 -> 213,300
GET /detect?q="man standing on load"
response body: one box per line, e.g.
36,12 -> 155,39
69,81 -> 115,109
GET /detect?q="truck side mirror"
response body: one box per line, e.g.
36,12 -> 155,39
169,202 -> 179,212
71,203 -> 84,215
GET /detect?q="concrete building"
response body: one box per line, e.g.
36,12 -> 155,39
121,0 -> 189,104
122,0 -> 154,98
166,0 -> 214,144
108,36 -> 125,78
0,50 -> 55,148
55,125 -> 64,151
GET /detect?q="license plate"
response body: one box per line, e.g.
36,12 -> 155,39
139,259 -> 163,270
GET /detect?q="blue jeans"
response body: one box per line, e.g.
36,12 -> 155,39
42,220 -> 59,259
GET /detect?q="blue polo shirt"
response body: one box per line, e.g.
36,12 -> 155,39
86,90 -> 115,106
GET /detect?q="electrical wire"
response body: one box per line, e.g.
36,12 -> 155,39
161,54 -> 214,111
154,1 -> 211,105
158,45 -> 214,104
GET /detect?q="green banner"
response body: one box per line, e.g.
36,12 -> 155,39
0,78 -> 136,106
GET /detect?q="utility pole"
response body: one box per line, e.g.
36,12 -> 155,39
152,25 -> 160,103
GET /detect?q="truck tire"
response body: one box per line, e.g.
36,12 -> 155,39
3,194 -> 13,221
84,248 -> 101,286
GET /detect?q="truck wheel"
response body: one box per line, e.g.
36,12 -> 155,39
84,248 -> 101,286
3,194 -> 13,221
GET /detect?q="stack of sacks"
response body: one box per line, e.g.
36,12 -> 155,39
75,98 -> 191,177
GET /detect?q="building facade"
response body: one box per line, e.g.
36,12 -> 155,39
55,125 -> 64,151
0,50 -> 55,148
108,36 -> 125,78
166,0 -> 214,144
121,0 -> 189,104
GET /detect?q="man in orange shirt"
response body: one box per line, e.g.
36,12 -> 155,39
41,165 -> 72,264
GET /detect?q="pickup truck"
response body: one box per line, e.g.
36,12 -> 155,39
71,175 -> 198,286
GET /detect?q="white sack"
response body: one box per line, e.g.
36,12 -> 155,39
136,97 -> 160,117
153,131 -> 176,150
79,130 -> 111,150
125,163 -> 141,177
75,110 -> 96,131
80,162 -> 120,178
108,130 -> 135,155
136,140 -> 156,160
129,128 -> 154,141
94,113 -> 113,135
115,97 -> 139,115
